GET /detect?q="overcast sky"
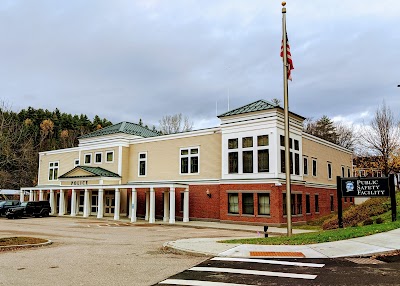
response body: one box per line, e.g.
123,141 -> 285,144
1,0 -> 399,130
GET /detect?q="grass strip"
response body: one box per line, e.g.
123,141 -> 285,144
221,220 -> 400,245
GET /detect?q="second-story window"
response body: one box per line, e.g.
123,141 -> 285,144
138,152 -> 147,176
84,153 -> 92,165
180,147 -> 199,174
280,135 -> 300,175
106,151 -> 114,163
95,152 -> 102,164
228,138 -> 239,174
327,162 -> 332,180
49,162 -> 59,181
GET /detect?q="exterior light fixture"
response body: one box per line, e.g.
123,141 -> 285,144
206,189 -> 212,198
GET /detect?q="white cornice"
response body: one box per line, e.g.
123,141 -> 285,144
40,147 -> 80,156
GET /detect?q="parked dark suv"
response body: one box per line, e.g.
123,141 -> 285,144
0,200 -> 21,216
6,201 -> 51,219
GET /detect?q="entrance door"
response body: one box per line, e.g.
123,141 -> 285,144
79,193 -> 84,214
105,194 -> 115,214
91,194 -> 98,215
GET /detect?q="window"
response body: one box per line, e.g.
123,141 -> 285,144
228,138 -> 238,149
296,194 -> 302,214
228,152 -> 238,173
359,170 -> 365,177
330,195 -> 334,211
283,193 -> 302,215
347,168 -> 351,177
138,152 -> 147,176
327,162 -> 332,179
106,151 -> 114,163
74,159 -> 80,167
95,152 -> 102,164
315,194 -> 319,213
341,166 -> 345,177
180,147 -> 199,174
242,193 -> 254,215
84,153 -> 92,164
242,137 -> 253,148
49,162 -> 59,181
258,193 -> 270,215
228,193 -> 239,214
306,194 -> 310,213
303,157 -> 308,176
280,135 -> 300,175
243,151 -> 253,173
258,149 -> 269,172
312,158 -> 317,177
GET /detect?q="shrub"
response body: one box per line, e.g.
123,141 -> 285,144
322,197 -> 390,230
376,217 -> 384,224
362,218 -> 373,226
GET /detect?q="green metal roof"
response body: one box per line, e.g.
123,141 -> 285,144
79,122 -> 160,139
217,99 -> 278,118
59,166 -> 121,179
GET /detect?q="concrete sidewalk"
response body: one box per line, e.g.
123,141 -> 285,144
164,221 -> 400,258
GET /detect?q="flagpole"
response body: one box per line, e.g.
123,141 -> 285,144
282,2 -> 292,236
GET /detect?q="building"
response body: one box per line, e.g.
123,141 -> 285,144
20,100 -> 353,225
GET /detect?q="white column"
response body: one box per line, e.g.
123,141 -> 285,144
83,189 -> 89,217
59,189 -> 65,216
149,187 -> 155,223
169,187 -> 175,224
97,189 -> 104,219
49,190 -> 55,215
163,191 -> 169,222
29,190 -> 33,201
71,189 -> 77,216
128,189 -> 132,218
183,188 -> 189,222
39,190 -> 44,201
131,189 -> 137,223
20,190 -> 25,203
114,188 -> 120,220
145,191 -> 150,221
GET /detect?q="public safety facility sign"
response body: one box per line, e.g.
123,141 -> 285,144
340,177 -> 389,197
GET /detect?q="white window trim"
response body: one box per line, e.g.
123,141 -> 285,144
312,158 -> 317,177
327,162 -> 333,180
138,152 -> 147,177
105,150 -> 114,163
279,135 -> 301,175
303,156 -> 309,176
84,153 -> 92,165
94,152 -> 103,164
74,159 -> 80,167
179,146 -> 200,175
49,161 -> 59,181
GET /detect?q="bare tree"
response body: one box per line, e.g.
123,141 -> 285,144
270,98 -> 281,106
335,122 -> 357,150
360,102 -> 400,176
159,113 -> 193,134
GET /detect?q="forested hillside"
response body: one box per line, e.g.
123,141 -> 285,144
0,105 -> 113,189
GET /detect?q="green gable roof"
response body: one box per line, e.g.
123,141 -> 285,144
59,166 -> 121,179
217,99 -> 278,118
79,122 -> 160,139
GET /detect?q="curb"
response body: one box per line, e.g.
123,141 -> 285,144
0,239 -> 53,250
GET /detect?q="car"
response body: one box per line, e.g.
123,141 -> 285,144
6,201 -> 50,219
0,200 -> 21,216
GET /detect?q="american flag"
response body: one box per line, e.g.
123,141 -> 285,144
280,33 -> 294,80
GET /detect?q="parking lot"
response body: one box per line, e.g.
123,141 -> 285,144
0,216 -> 252,285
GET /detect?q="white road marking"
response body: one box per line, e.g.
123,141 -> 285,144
159,279 -> 256,286
189,267 -> 318,280
212,257 -> 325,268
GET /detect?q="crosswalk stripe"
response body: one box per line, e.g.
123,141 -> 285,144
159,279 -> 256,286
189,267 -> 318,280
212,257 -> 325,268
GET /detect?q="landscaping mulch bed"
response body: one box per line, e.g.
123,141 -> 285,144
0,237 -> 50,252
373,250 -> 400,263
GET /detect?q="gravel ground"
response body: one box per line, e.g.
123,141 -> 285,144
0,216 -> 252,286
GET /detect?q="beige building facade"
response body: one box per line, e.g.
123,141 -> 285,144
21,100 -> 353,225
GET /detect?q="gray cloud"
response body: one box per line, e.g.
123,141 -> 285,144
0,0 -> 399,130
